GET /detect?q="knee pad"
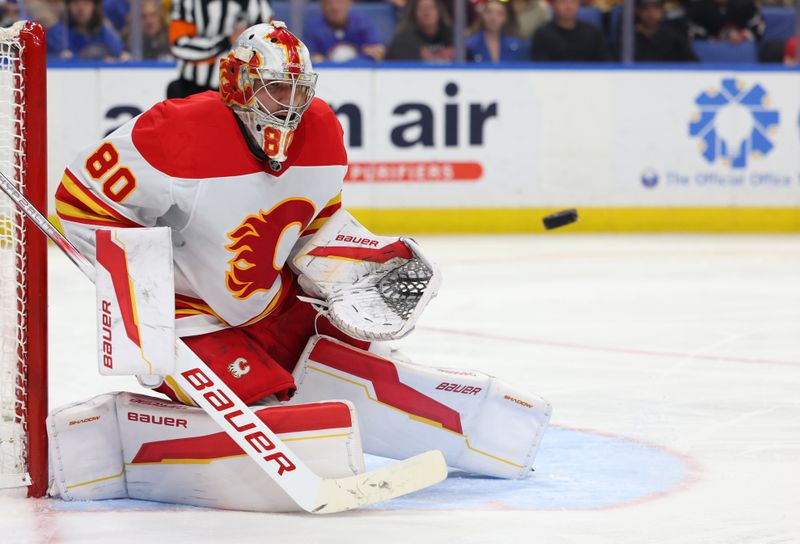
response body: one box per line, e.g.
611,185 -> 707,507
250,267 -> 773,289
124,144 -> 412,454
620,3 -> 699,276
47,392 -> 364,512
290,336 -> 552,479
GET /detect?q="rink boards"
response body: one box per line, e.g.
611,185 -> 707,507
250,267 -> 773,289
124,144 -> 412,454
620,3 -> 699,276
46,64 -> 800,233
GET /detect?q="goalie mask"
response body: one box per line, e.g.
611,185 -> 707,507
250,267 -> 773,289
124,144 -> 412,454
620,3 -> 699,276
219,21 -> 317,163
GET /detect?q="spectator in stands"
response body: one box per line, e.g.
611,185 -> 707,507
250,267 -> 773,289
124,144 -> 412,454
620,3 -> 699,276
18,0 -> 63,28
0,0 -> 20,26
633,0 -> 697,61
660,0 -> 692,36
382,0 -> 480,27
103,0 -> 128,34
511,0 -> 551,40
687,0 -> 764,42
304,0 -> 386,62
784,36 -> 796,64
467,0 -> 529,62
138,0 -> 170,60
46,0 -> 128,60
0,0 -> 18,24
530,0 -> 607,60
386,0 -> 454,61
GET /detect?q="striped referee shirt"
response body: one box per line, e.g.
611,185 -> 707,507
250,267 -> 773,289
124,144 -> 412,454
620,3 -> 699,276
169,0 -> 273,89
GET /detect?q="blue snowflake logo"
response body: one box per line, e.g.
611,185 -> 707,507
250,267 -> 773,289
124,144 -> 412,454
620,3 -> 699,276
688,79 -> 779,169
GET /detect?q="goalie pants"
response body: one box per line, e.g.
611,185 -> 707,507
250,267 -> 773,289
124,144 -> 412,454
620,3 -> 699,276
156,276 -> 370,405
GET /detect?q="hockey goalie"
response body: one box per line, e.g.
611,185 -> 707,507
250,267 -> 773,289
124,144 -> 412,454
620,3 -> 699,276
47,22 -> 551,512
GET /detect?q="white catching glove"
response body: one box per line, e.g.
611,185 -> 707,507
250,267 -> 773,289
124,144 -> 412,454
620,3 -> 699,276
291,210 -> 441,341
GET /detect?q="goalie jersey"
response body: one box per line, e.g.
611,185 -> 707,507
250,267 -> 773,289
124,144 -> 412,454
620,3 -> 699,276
56,91 -> 346,337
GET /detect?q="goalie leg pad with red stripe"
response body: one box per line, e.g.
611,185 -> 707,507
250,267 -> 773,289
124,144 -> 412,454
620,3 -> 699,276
289,336 -> 552,479
47,392 -> 365,511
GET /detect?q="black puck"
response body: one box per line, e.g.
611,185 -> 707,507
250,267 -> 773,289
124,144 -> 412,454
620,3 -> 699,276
542,209 -> 579,230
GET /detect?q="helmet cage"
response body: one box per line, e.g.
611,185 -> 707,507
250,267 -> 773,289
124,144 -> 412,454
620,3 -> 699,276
249,69 -> 318,131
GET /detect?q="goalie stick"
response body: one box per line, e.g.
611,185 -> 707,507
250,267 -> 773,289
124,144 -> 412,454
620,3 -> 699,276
0,171 -> 448,514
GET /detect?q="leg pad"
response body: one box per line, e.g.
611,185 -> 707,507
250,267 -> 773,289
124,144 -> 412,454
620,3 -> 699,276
290,336 -> 552,479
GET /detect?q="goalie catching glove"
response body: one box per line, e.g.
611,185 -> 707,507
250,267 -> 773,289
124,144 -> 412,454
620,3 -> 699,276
291,210 -> 441,341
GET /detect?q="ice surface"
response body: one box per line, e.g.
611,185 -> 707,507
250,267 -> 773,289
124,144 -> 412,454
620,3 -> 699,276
1,234 -> 798,543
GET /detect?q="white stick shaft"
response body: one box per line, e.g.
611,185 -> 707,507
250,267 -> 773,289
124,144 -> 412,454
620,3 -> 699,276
0,171 -> 95,279
171,342 -> 322,508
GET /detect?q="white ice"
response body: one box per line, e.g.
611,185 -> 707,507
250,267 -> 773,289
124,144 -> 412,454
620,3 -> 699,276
2,234 -> 799,543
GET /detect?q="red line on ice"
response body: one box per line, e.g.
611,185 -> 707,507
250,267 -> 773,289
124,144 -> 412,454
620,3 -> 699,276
418,326 -> 800,368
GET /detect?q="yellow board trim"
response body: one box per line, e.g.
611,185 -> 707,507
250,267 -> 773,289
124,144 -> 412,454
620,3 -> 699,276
307,364 -> 524,469
49,208 -> 800,236
347,207 -> 800,234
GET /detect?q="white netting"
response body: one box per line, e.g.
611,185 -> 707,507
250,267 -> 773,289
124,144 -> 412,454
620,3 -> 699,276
0,23 -> 31,491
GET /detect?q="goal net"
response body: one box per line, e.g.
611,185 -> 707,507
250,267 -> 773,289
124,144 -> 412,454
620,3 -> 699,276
0,21 -> 47,498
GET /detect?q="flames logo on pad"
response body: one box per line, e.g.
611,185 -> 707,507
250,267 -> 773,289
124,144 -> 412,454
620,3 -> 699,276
225,199 -> 316,300
688,78 -> 779,169
219,50 -> 262,108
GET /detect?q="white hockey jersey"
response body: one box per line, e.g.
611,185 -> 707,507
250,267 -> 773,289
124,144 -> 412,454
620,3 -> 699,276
56,92 -> 346,337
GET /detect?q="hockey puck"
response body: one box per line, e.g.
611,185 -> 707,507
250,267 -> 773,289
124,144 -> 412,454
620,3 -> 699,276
542,209 -> 579,230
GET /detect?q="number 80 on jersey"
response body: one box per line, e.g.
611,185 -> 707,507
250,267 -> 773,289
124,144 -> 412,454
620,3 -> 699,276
85,142 -> 137,203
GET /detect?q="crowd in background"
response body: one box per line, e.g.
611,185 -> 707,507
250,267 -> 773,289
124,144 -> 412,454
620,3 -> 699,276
0,0 -> 798,65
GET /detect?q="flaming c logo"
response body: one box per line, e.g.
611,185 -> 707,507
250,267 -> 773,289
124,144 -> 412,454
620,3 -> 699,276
225,199 -> 315,300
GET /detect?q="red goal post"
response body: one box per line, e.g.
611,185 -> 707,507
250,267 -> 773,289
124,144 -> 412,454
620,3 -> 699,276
0,21 -> 48,498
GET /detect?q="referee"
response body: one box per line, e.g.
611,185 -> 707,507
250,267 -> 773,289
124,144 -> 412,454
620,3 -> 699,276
168,0 -> 273,98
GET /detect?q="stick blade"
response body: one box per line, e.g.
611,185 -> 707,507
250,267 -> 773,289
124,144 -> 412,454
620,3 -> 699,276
310,450 -> 447,514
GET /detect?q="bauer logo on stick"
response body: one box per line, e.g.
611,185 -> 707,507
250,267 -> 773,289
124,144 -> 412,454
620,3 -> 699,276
542,209 -> 579,230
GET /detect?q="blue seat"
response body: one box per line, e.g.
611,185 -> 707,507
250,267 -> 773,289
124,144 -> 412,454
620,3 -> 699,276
577,6 -> 603,30
761,7 -> 795,43
271,2 -> 398,46
692,40 -> 758,63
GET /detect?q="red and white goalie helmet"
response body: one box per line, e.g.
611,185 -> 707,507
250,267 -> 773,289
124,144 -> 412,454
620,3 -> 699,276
219,21 -> 317,163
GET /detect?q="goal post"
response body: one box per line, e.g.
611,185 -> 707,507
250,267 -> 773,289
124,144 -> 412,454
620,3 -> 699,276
0,21 -> 48,498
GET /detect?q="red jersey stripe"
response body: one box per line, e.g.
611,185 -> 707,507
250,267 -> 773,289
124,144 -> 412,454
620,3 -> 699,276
55,170 -> 141,228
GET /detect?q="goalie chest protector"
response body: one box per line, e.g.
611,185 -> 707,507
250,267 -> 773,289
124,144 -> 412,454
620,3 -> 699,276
57,92 -> 347,336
